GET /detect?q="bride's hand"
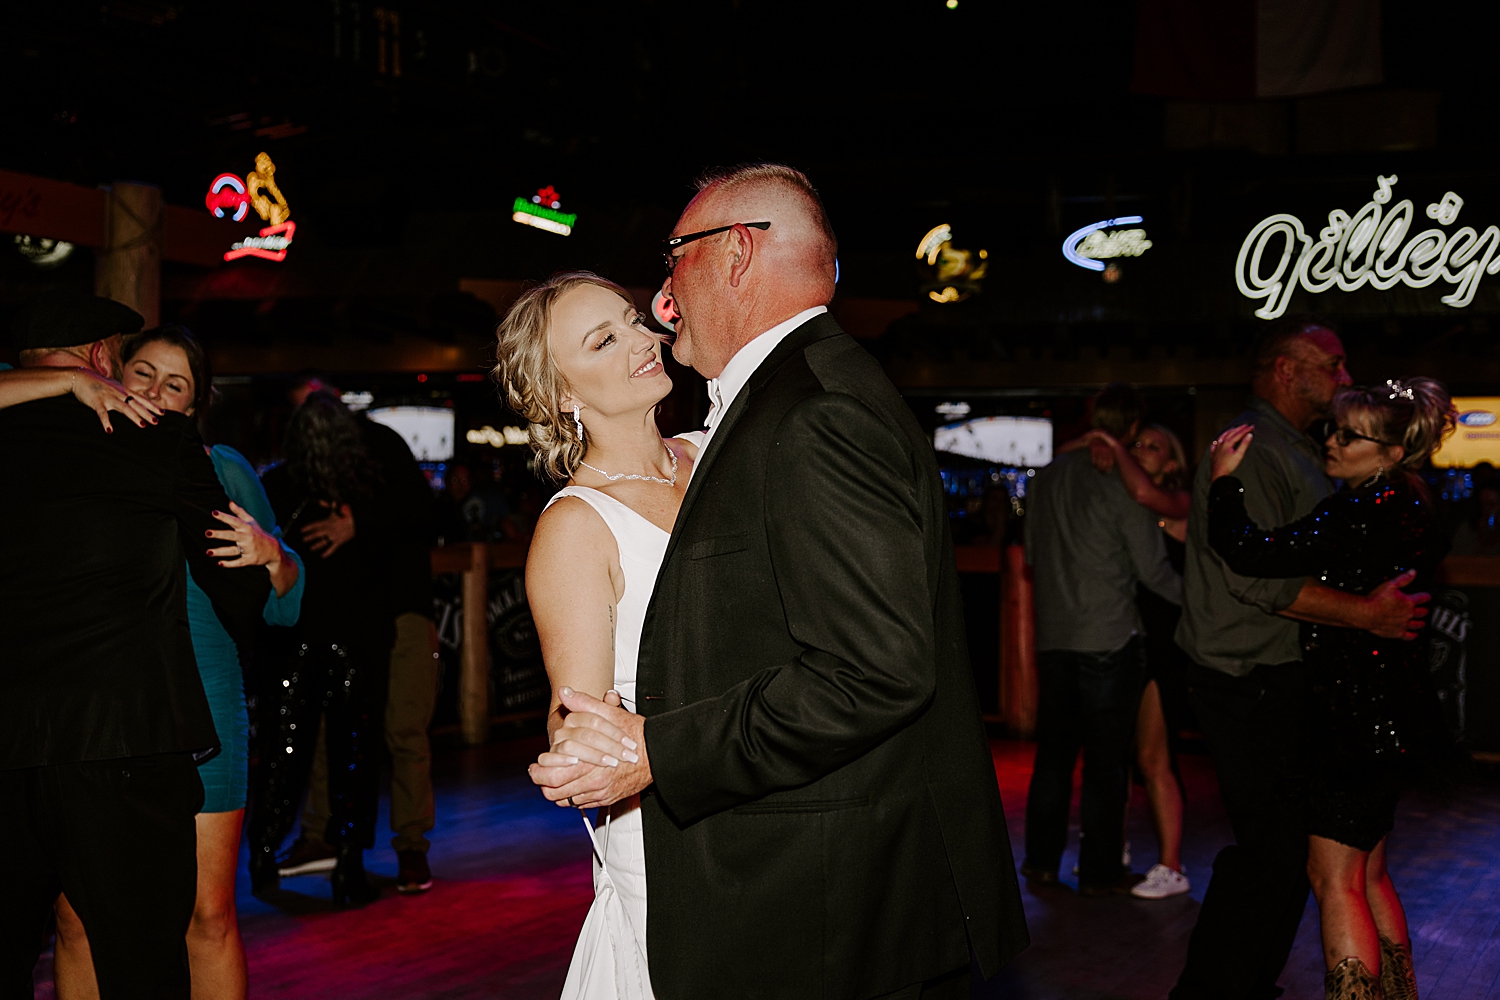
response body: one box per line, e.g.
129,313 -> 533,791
1210,424 -> 1254,480
532,688 -> 652,809
538,690 -> 637,769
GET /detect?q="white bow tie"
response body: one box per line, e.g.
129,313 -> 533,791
705,378 -> 724,430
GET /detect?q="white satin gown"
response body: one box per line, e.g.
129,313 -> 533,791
548,484 -> 670,1000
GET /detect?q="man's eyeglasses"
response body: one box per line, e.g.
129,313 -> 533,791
662,221 -> 771,274
1332,426 -> 1395,447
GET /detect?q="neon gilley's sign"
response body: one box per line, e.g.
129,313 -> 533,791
1235,175 -> 1500,320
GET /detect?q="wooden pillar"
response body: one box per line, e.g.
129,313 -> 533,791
460,542 -> 491,745
999,543 -> 1038,737
95,182 -> 162,328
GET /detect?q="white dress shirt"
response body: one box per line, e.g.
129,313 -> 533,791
701,306 -> 828,451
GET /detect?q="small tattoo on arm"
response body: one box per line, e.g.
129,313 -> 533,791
608,604 -> 615,658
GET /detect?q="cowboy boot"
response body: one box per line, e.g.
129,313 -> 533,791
1325,957 -> 1383,1000
1379,936 -> 1418,1000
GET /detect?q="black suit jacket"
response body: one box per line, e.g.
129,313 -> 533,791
638,315 -> 1028,999
0,398 -> 271,769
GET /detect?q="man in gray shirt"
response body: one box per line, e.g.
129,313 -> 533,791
1023,383 -> 1182,894
1171,321 -> 1430,1000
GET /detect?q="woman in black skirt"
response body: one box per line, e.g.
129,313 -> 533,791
250,391 -> 395,906
1208,378 -> 1455,1000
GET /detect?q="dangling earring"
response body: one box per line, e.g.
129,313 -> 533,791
573,404 -> 585,442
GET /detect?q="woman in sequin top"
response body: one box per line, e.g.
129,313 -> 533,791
1207,378 -> 1455,1000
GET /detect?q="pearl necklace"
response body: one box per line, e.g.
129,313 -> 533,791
578,449 -> 678,486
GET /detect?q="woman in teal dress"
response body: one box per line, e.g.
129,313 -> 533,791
0,326 -> 302,1000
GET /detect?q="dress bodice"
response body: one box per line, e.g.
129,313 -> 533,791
542,486 -> 670,713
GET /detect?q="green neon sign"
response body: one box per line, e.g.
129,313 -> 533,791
512,198 -> 577,227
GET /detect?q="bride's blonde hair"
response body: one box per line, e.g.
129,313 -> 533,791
491,271 -> 635,483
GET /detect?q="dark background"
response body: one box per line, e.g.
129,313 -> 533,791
3,1 -> 1498,301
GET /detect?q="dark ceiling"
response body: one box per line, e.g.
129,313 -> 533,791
3,1 -> 1499,304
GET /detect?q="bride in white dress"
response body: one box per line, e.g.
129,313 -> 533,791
492,272 -> 701,1000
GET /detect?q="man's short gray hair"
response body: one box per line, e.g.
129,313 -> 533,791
694,162 -> 837,258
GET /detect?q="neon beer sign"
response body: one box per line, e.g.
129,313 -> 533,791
513,186 -> 577,236
1236,175 -> 1500,319
204,152 -> 295,262
1062,216 -> 1151,272
205,175 -> 250,221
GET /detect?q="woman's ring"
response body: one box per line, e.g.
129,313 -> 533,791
235,543 -> 243,556
567,796 -> 576,807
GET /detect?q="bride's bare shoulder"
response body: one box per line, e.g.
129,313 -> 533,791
529,494 -> 615,567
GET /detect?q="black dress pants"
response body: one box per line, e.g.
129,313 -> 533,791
1023,637 -> 1146,885
1171,662 -> 1310,1000
0,753 -> 203,1000
250,639 -> 386,870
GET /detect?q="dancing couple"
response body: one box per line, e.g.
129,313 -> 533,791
499,164 -> 1030,999
1173,320 -> 1449,1000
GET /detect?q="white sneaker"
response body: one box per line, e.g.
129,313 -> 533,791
1131,863 -> 1190,899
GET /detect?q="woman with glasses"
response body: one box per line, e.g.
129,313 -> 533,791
1208,378 -> 1455,1000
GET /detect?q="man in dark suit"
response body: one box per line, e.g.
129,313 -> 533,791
0,296 -> 270,999
532,165 -> 1028,998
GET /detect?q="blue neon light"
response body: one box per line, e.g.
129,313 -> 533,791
1062,216 -> 1144,272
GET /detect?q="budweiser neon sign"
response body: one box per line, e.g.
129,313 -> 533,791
204,152 -> 295,262
1236,175 -> 1500,319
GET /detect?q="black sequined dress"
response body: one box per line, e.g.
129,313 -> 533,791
1208,473 -> 1447,850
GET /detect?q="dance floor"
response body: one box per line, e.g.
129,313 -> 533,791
32,735 -> 1500,999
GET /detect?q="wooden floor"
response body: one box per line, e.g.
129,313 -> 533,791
32,737 -> 1500,999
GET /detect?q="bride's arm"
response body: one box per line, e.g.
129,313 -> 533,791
525,497 -> 625,751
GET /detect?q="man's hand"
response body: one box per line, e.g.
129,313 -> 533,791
301,502 -> 355,558
529,687 -> 652,810
1361,569 -> 1430,640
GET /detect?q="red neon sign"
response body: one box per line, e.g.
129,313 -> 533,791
223,220 -> 296,262
206,152 -> 293,263
205,174 -> 249,221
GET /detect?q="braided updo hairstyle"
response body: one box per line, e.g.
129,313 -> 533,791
490,271 -> 636,483
1333,376 -> 1458,474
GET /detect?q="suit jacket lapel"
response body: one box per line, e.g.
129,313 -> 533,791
660,313 -> 844,569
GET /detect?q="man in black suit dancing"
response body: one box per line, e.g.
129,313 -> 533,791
532,164 -> 1028,998
0,295 -> 270,999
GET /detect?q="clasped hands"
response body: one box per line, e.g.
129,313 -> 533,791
529,687 -> 652,810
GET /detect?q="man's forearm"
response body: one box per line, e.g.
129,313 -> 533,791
1278,579 -> 1370,629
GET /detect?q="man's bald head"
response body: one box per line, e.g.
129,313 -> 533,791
665,163 -> 839,377
691,163 -> 837,274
